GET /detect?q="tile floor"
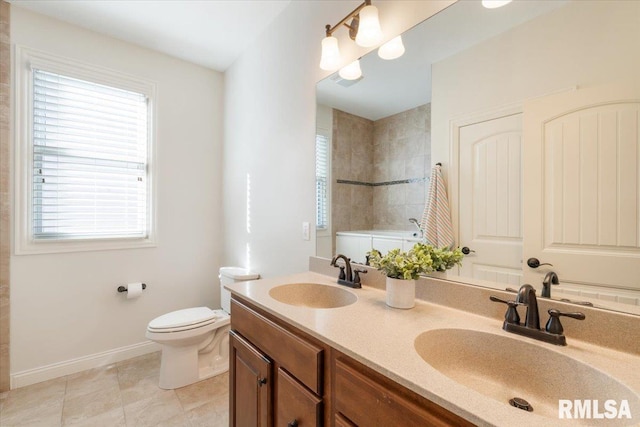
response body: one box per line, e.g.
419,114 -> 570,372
0,352 -> 229,426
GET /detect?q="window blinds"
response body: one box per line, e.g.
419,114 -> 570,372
315,133 -> 329,230
32,69 -> 149,240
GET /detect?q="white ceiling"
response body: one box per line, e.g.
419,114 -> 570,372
9,0 -> 292,71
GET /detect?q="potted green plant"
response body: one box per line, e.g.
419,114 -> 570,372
368,243 -> 463,309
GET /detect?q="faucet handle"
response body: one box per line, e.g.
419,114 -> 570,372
545,309 -> 586,335
490,296 -> 525,324
353,269 -> 367,284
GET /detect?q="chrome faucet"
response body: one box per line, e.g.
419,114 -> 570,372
491,284 -> 585,346
408,218 -> 423,238
330,254 -> 365,289
542,271 -> 559,298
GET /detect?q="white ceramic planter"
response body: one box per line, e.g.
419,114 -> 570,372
385,277 -> 416,309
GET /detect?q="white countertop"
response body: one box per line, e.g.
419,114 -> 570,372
225,271 -> 640,427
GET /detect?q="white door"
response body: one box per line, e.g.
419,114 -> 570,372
523,82 -> 640,291
458,113 -> 523,288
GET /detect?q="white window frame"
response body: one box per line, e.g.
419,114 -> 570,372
316,126 -> 331,238
14,46 -> 158,254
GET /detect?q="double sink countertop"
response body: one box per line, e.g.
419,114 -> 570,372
225,271 -> 640,427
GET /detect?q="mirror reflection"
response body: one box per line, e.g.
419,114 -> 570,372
315,0 -> 640,315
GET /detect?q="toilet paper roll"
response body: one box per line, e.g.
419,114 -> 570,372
126,282 -> 143,300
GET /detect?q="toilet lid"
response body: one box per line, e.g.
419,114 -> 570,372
148,307 -> 217,330
219,267 -> 259,280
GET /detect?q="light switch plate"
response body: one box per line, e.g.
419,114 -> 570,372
302,222 -> 310,241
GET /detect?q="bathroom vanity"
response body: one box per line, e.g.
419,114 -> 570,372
229,295 -> 470,426
226,263 -> 640,426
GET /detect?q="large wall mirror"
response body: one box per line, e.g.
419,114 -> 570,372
315,0 -> 640,315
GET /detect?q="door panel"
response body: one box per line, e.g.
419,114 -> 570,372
523,82 -> 640,290
458,113 -> 523,287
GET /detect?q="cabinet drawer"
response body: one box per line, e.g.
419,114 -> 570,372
334,357 -> 473,427
231,299 -> 323,394
276,368 -> 322,427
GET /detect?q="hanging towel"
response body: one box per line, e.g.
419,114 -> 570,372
420,163 -> 455,249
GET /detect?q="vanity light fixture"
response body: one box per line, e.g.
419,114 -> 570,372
378,35 -> 405,60
320,35 -> 341,71
481,0 -> 512,9
339,59 -> 363,80
319,0 -> 383,71
354,3 -> 383,47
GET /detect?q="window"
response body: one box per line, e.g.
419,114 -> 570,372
315,132 -> 329,230
15,47 -> 156,254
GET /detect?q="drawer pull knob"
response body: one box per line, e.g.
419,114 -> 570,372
257,377 -> 267,386
288,420 -> 298,427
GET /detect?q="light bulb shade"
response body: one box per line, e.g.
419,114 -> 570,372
320,36 -> 341,71
481,0 -> 512,9
338,60 -> 362,80
355,5 -> 383,47
378,35 -> 405,60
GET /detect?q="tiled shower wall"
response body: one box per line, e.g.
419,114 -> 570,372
373,104 -> 431,230
331,110 -> 374,238
0,0 -> 10,392
331,104 -> 431,249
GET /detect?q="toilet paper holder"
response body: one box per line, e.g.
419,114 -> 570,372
117,283 -> 147,293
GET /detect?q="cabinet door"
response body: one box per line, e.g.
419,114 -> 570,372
230,331 -> 272,427
276,368 -> 322,427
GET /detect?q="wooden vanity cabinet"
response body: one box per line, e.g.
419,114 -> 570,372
332,353 -> 474,427
230,296 -> 473,427
230,297 -> 328,427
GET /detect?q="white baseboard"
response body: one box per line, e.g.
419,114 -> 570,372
10,341 -> 161,389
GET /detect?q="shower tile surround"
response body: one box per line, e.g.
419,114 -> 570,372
331,104 -> 431,252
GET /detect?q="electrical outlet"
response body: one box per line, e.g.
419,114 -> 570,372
302,222 -> 310,241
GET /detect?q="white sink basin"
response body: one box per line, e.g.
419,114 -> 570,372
414,328 -> 640,425
268,283 -> 357,309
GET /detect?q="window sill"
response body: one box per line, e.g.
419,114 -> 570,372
14,236 -> 157,255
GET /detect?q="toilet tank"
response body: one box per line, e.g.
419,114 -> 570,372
219,267 -> 260,313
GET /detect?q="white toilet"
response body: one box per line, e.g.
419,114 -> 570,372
146,267 -> 259,389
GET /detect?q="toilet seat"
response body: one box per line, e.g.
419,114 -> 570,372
147,307 -> 220,333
